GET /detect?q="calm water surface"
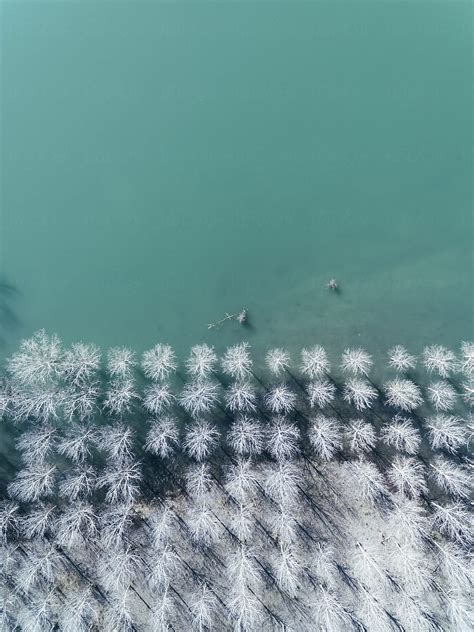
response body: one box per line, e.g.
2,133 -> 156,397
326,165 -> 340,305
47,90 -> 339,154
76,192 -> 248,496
1,1 -> 472,370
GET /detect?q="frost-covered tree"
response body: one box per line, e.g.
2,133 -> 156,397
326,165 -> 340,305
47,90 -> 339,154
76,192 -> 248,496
300,345 -> 330,379
459,341 -> 474,377
100,503 -> 135,549
0,502 -> 19,544
269,503 -> 298,546
21,503 -> 56,539
145,416 -> 180,458
231,503 -> 255,542
187,499 -> 221,546
103,378 -> 138,417
384,378 -> 423,412
429,457 -> 471,499
227,416 -> 264,456
151,586 -> 179,632
186,344 -> 217,379
189,583 -> 218,632
423,345 -> 457,378
266,348 -> 291,377
227,544 -> 262,593
8,463 -> 56,503
380,416 -> 421,454
444,590 -> 473,631
16,542 -> 63,593
221,342 -> 253,381
183,420 -> 219,461
17,425 -> 57,464
104,586 -> 136,632
308,414 -> 342,461
59,466 -> 96,501
96,424 -> 135,463
427,380 -> 457,412
351,459 -> 389,507
143,382 -> 175,415
310,586 -> 354,632
341,347 -> 373,377
186,462 -> 214,499
425,414 -> 465,453
228,583 -> 262,632
57,424 -> 95,463
18,587 -> 58,632
264,383 -> 296,414
13,384 -> 64,423
387,456 -> 427,498
266,417 -> 300,461
97,458 -> 142,504
343,378 -> 377,411
55,501 -> 98,548
306,378 -> 336,409
63,381 -> 99,422
274,544 -> 303,597
264,460 -> 302,504
7,330 -> 62,386
344,419 -> 377,455
98,544 -> 143,593
179,379 -> 219,418
142,343 -> 177,381
461,380 -> 474,407
149,543 -> 180,589
387,345 -> 417,372
107,346 -> 136,380
61,342 -> 101,386
431,502 -> 473,547
60,585 -> 99,632
225,381 -> 257,413
225,458 -> 259,502
433,540 -> 472,592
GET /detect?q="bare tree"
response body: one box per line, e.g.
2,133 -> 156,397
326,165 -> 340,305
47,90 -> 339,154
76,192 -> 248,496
264,383 -> 297,415
266,417 -> 300,461
343,378 -> 377,411
226,381 -> 257,413
307,378 -> 336,409
183,420 -> 219,461
142,344 -> 177,382
387,345 -> 417,372
341,348 -> 373,377
380,416 -> 421,455
143,382 -> 175,416
227,416 -> 264,456
308,414 -> 342,461
179,379 -> 220,418
301,345 -> 331,379
423,345 -> 457,378
425,415 -> 466,453
145,416 -> 180,458
384,378 -> 423,412
266,348 -> 291,378
186,344 -> 217,379
221,343 -> 253,381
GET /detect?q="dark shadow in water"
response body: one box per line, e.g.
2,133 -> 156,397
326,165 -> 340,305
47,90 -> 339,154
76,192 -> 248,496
0,279 -> 20,350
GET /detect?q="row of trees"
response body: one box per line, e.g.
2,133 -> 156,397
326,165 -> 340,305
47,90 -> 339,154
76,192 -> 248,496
0,332 -> 472,631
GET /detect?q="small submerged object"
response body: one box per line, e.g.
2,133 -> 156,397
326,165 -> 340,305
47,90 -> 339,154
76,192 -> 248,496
208,308 -> 248,329
237,309 -> 247,325
326,278 -> 339,291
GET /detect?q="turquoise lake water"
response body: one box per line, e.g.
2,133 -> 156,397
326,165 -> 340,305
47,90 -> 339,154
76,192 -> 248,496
1,1 -> 472,370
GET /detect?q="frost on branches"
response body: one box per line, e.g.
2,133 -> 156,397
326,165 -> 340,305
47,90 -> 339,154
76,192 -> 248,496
0,332 -> 472,631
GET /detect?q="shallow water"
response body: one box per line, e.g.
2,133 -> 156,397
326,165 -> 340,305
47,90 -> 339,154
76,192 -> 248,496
1,1 -> 472,367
